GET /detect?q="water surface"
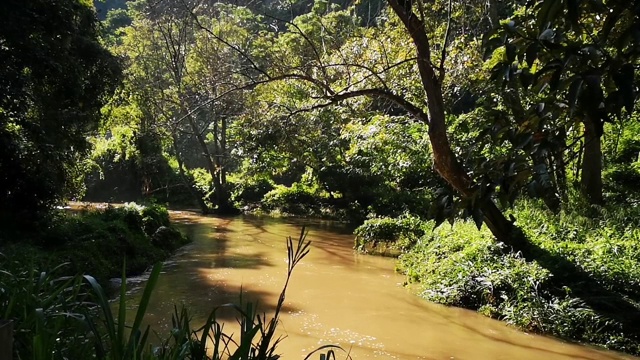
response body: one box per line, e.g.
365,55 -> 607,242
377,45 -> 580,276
129,211 -> 636,360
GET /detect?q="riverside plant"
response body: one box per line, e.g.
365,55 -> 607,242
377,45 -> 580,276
1,228 -> 350,359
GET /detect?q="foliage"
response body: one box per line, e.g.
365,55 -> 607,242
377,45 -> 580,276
190,168 -> 215,205
484,0 -> 640,205
397,200 -> 640,354
11,0 -> 639,354
261,182 -> 325,216
0,260 -> 95,359
229,173 -> 276,208
1,204 -> 188,285
602,117 -> 640,203
0,0 -> 121,227
354,214 -> 426,252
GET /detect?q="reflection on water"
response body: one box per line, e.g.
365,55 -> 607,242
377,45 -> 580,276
126,211 -> 636,360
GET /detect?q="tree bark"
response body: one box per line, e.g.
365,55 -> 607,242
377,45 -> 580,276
210,115 -> 234,213
387,0 -> 519,247
581,116 -> 603,204
186,114 -> 218,188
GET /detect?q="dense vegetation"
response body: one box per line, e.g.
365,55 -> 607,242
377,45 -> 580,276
394,199 -> 640,353
2,0 -> 640,356
0,0 -> 187,280
1,204 -> 189,284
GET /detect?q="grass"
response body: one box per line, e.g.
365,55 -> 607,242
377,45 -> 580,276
392,199 -> 640,355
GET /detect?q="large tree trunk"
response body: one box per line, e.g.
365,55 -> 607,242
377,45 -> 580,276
581,116 -> 603,205
186,114 -> 220,205
387,0 -> 521,248
211,116 -> 234,213
220,117 -> 227,186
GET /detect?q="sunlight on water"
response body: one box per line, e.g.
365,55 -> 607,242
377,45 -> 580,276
125,211 -> 637,360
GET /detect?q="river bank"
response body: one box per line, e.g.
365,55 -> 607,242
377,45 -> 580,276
353,199 -> 640,356
0,202 -> 189,286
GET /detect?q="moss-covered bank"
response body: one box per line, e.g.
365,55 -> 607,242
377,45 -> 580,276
0,203 -> 189,286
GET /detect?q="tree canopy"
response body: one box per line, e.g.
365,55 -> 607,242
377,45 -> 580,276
0,0 -> 121,226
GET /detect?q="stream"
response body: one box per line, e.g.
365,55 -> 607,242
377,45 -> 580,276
125,211 -> 636,359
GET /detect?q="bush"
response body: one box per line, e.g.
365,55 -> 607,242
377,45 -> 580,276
261,182 -> 323,215
1,203 -> 189,286
397,201 -> 640,355
140,203 -> 171,235
230,175 -> 275,207
354,214 -> 426,252
604,164 -> 640,203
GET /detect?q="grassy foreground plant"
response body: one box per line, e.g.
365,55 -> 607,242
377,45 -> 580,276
0,258 -> 94,360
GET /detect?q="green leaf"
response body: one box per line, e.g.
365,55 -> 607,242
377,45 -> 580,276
515,134 -> 533,150
550,68 -> 563,91
520,68 -> 534,89
483,37 -> 504,61
536,0 -> 560,33
539,28 -> 555,41
472,206 -> 484,230
533,59 -> 563,88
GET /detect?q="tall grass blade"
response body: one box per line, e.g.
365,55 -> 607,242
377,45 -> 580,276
84,274 -> 118,357
127,262 -> 162,353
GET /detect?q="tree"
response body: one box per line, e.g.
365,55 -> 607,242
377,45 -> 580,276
101,2 -> 259,213
0,0 -> 120,227
175,0 -> 522,244
485,0 -> 640,205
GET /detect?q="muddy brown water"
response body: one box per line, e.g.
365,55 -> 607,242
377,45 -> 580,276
124,211 -> 637,359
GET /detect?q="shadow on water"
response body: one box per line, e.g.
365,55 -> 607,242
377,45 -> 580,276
429,303 -> 608,360
141,214 -> 299,325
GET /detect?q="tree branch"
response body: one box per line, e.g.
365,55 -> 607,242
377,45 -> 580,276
439,0 -> 453,82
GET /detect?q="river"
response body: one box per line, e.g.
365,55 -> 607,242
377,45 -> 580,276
125,210 -> 636,359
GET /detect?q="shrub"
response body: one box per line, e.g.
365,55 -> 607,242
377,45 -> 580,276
604,164 -> 640,203
261,183 -> 322,215
354,214 -> 426,252
397,201 -> 640,354
2,204 -> 189,286
140,203 -> 171,235
230,175 -> 275,206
